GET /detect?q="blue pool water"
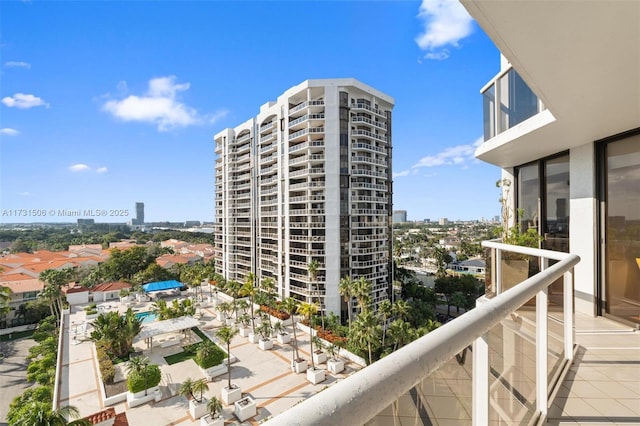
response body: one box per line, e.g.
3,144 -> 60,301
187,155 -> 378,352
134,311 -> 157,323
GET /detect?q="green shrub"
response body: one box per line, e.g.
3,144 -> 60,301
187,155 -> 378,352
96,342 -> 115,384
127,364 -> 161,393
195,343 -> 225,369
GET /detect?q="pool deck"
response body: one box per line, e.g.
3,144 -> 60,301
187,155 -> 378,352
58,298 -> 362,425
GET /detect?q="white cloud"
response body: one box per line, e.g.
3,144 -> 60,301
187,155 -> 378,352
415,0 -> 474,60
102,75 -> 216,131
393,170 -> 411,178
412,136 -> 483,169
4,61 -> 31,69
17,191 -> 30,196
2,93 -> 49,109
69,164 -> 91,172
96,167 -> 108,174
0,128 -> 20,136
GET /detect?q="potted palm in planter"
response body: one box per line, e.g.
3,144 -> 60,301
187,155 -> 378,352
299,302 -> 326,384
257,320 -> 273,350
179,377 -> 210,419
326,343 -> 345,374
238,313 -> 251,337
311,336 -> 327,364
215,302 -> 230,322
216,326 -> 242,404
200,396 -> 224,426
273,320 -> 290,344
282,297 -> 307,373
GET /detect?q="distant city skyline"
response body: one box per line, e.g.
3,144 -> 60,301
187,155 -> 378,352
1,1 -> 501,223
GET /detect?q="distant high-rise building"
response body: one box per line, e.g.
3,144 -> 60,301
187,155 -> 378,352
439,218 -> 449,226
135,202 -> 144,225
393,210 -> 407,223
214,78 -> 394,319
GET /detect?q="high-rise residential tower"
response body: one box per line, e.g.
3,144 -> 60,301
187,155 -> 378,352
135,202 -> 144,225
214,79 -> 394,319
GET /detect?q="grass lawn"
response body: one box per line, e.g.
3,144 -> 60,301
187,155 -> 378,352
164,327 -> 225,366
164,343 -> 199,365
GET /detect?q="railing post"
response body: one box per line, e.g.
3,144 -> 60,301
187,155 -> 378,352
495,248 -> 502,295
536,258 -> 549,418
472,332 -> 489,425
564,269 -> 574,361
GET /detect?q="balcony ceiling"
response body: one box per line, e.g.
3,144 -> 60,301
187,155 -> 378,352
464,0 -> 640,167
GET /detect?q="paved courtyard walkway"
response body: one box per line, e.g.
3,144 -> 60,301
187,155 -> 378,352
60,302 -> 362,425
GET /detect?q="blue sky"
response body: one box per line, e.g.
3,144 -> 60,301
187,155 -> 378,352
1,0 -> 501,224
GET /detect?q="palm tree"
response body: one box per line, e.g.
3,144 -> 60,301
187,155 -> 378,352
297,302 -> 318,368
350,309 -> 381,365
354,277 -> 372,313
259,277 -> 276,308
307,259 -> 324,331
0,286 -> 12,320
126,356 -> 151,395
226,280 -> 242,320
13,402 -> 90,426
240,272 -> 257,334
338,276 -> 355,329
39,269 -> 71,324
206,396 -> 223,420
281,297 -> 300,363
393,300 -> 410,322
388,319 -> 411,352
216,326 -> 238,389
378,299 -> 393,347
179,377 -> 209,404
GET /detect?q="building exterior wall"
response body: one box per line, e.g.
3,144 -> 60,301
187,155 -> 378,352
214,79 -> 394,318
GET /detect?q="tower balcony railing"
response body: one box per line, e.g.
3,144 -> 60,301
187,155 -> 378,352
481,65 -> 547,141
267,241 -> 579,426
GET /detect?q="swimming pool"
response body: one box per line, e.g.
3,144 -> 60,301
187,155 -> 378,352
134,311 -> 158,323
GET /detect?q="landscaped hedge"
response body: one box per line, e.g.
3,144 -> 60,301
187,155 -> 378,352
96,343 -> 115,384
259,305 -> 290,320
127,364 -> 161,393
195,344 -> 226,369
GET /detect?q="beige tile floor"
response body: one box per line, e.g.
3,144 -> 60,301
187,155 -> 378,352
60,301 -> 363,425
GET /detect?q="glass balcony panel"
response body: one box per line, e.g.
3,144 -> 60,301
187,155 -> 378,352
366,354 -> 473,425
483,83 -> 496,141
488,314 -> 537,425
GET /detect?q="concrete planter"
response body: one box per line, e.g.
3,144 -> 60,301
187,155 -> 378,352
306,367 -> 326,384
221,385 -> 241,405
248,333 -> 260,344
234,396 -> 257,422
312,351 -> 327,364
216,311 -> 225,322
258,339 -> 273,351
190,398 -> 209,419
276,333 -> 291,344
200,414 -> 224,426
238,327 -> 250,337
328,358 -> 345,374
292,359 -> 308,373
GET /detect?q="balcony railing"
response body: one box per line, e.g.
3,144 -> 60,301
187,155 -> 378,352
481,66 -> 547,141
266,241 -> 579,426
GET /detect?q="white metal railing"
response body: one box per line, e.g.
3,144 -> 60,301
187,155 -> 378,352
266,242 -> 579,426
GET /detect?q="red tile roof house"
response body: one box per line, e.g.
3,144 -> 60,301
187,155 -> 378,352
82,407 -> 129,426
64,284 -> 90,306
89,281 -> 132,303
0,277 -> 45,328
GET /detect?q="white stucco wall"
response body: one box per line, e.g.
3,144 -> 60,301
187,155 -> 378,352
570,142 -> 598,316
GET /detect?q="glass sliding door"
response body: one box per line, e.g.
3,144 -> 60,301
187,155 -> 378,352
603,134 -> 640,325
543,155 -> 570,308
